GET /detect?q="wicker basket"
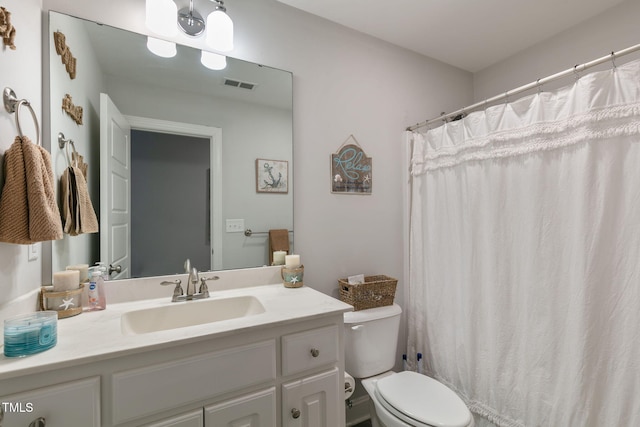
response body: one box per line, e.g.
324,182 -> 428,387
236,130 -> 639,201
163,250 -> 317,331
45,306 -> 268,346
338,275 -> 397,311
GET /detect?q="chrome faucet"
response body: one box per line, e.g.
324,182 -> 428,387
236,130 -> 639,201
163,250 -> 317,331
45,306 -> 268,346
186,264 -> 200,297
160,259 -> 219,302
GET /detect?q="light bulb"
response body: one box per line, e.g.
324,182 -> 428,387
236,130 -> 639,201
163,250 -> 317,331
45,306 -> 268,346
146,0 -> 178,37
201,51 -> 227,70
205,9 -> 233,52
147,37 -> 177,58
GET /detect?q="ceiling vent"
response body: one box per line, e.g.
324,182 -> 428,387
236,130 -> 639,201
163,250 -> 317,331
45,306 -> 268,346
223,78 -> 257,91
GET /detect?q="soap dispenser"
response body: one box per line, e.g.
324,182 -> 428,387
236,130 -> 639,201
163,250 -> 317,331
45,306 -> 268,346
85,268 -> 106,311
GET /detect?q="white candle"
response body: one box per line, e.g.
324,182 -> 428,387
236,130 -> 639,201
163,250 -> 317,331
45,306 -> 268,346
285,254 -> 301,268
66,264 -> 89,283
273,251 -> 287,265
53,270 -> 80,291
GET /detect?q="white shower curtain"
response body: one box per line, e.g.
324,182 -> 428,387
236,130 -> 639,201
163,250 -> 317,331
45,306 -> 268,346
407,59 -> 640,427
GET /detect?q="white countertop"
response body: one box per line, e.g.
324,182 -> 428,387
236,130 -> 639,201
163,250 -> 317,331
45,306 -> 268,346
0,284 -> 353,381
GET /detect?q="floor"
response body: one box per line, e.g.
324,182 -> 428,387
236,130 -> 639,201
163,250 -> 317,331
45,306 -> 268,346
354,420 -> 372,427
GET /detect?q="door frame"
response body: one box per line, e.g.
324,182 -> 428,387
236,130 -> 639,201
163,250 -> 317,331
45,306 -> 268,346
125,115 -> 223,271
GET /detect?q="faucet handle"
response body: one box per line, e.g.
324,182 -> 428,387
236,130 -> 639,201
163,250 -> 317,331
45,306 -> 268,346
198,276 -> 219,298
160,279 -> 184,301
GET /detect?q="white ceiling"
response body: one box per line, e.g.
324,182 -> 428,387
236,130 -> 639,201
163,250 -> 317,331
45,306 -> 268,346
276,0 -> 626,72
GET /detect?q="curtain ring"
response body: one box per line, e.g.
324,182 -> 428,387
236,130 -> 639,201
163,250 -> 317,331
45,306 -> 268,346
536,78 -> 542,94
611,51 -> 617,69
573,65 -> 581,81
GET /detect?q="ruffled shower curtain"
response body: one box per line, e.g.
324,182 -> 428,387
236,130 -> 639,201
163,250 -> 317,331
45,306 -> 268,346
407,59 -> 640,427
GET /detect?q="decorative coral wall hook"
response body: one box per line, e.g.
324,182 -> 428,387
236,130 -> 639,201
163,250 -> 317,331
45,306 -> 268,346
0,7 -> 16,50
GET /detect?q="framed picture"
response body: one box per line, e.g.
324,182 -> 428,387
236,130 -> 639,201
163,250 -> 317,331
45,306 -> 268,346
256,159 -> 288,193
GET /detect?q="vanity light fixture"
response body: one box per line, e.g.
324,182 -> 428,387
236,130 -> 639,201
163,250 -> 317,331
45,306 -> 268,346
145,0 -> 233,69
145,0 -> 178,58
201,50 -> 227,70
146,37 -> 177,58
145,0 -> 233,50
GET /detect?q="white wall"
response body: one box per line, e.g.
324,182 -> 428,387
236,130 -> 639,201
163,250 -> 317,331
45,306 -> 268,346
473,0 -> 640,102
0,0 -> 43,308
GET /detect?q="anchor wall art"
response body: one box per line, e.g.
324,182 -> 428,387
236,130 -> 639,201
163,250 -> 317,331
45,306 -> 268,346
256,158 -> 288,193
331,135 -> 372,194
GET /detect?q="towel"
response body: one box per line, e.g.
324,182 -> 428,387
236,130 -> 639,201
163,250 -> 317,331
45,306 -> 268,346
268,229 -> 290,264
0,136 -> 63,244
60,165 -> 98,236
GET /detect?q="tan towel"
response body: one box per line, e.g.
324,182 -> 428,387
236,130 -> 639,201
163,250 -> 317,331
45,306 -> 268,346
268,229 -> 290,264
0,136 -> 63,244
60,165 -> 98,236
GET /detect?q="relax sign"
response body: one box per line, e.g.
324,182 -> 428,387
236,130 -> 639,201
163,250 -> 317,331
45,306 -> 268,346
331,135 -> 372,194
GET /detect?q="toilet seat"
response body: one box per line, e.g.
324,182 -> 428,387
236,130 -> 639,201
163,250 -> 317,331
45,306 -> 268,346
374,371 -> 471,427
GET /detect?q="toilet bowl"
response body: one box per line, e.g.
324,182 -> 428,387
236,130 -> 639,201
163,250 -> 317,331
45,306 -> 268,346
344,304 -> 473,427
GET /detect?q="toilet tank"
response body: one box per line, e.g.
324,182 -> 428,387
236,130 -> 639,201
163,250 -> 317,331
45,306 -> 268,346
343,303 -> 402,378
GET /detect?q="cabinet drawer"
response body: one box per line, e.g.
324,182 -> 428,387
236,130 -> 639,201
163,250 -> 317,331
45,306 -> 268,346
281,325 -> 338,376
112,339 -> 276,424
0,376 -> 100,427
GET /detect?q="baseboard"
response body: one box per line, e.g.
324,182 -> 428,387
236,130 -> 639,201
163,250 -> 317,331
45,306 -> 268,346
346,395 -> 371,426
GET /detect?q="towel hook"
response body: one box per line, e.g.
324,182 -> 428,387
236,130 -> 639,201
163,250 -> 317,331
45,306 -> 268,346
3,87 -> 40,146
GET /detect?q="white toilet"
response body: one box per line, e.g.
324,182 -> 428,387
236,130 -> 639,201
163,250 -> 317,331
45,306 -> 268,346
344,304 -> 474,427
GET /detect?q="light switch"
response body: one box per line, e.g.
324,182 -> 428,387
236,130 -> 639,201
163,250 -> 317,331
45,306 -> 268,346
226,219 -> 245,233
28,243 -> 40,261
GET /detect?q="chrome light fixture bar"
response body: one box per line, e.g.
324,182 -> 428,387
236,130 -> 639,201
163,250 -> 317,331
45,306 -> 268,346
178,0 -> 206,37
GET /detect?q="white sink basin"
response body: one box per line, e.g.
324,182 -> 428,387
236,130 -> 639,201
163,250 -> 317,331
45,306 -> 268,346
121,296 -> 266,335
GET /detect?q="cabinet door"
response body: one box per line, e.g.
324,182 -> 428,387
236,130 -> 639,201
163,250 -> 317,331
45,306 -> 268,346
282,368 -> 341,427
204,387 -> 276,427
0,377 -> 100,427
142,409 -> 204,427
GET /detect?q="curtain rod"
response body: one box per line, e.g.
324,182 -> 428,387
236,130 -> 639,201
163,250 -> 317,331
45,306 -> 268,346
407,43 -> 640,132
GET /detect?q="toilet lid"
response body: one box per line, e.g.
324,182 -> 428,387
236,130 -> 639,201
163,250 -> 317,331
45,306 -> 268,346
375,371 -> 471,427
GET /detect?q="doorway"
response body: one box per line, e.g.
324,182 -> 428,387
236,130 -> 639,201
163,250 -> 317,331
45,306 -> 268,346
125,116 -> 223,275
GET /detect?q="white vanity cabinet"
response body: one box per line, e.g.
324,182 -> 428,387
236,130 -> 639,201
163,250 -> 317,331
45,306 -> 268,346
0,284 -> 350,427
0,376 -> 101,427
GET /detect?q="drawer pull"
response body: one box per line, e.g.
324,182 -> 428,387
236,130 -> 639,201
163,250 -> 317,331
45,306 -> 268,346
310,348 -> 320,357
29,417 -> 46,427
291,408 -> 301,419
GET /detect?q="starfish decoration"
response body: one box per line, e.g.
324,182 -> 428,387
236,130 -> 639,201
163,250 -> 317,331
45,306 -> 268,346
289,276 -> 300,284
59,297 -> 75,310
363,174 -> 371,184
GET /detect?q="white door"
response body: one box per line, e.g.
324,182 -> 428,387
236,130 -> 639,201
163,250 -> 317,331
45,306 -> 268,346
100,93 -> 131,279
282,368 -> 341,427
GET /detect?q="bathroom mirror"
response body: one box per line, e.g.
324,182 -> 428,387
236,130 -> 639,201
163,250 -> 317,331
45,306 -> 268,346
46,11 -> 293,282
